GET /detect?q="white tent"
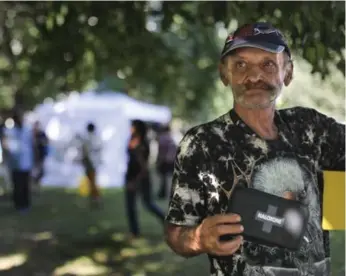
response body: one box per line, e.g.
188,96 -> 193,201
32,91 -> 172,188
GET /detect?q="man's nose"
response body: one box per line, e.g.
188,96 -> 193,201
246,66 -> 263,83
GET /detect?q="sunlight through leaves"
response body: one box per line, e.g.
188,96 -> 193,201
0,253 -> 27,271
53,256 -> 110,275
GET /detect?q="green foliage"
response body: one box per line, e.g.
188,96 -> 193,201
0,1 -> 344,119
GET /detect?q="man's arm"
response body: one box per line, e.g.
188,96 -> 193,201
164,223 -> 203,258
165,214 -> 244,258
164,130 -> 207,257
164,129 -> 244,258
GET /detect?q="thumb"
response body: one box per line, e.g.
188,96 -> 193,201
283,191 -> 296,200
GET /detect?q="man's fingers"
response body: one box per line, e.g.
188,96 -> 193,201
209,213 -> 242,225
215,236 -> 243,256
216,224 -> 244,236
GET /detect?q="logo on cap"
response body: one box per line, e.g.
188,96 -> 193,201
253,27 -> 279,36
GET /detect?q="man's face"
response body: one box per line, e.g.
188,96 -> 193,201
220,47 -> 292,109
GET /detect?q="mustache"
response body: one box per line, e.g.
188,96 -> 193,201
236,81 -> 276,92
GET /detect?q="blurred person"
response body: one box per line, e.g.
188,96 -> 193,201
32,121 -> 49,191
79,122 -> 102,208
0,118 -> 11,195
125,120 -> 165,239
2,110 -> 34,212
156,124 -> 177,199
164,22 -> 345,275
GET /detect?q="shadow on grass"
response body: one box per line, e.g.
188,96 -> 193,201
0,188 -> 196,276
0,188 -> 343,276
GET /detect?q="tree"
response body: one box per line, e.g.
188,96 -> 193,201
0,1 -> 344,119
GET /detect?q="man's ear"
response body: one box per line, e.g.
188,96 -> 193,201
284,62 -> 294,86
218,62 -> 229,86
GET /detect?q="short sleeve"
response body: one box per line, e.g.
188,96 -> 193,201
312,109 -> 345,171
165,131 -> 207,226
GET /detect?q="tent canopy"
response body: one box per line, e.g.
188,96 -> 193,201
31,90 -> 172,188
52,91 -> 171,123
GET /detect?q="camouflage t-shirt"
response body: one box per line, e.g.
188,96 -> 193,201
165,107 -> 345,276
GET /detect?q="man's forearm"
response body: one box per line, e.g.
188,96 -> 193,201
165,224 -> 204,258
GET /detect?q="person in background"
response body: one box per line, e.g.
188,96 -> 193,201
125,120 -> 165,239
2,109 -> 34,212
80,122 -> 102,208
32,120 -> 49,191
0,118 -> 11,195
156,124 -> 177,199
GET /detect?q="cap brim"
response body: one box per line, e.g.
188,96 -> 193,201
222,38 -> 285,58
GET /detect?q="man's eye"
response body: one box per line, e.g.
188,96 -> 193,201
262,60 -> 278,73
263,60 -> 275,68
235,61 -> 246,69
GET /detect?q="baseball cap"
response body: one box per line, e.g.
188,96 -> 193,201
221,22 -> 291,59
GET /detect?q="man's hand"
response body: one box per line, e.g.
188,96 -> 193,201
283,191 -> 296,200
165,213 -> 243,258
196,213 -> 243,256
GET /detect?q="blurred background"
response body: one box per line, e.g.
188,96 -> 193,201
0,1 -> 344,276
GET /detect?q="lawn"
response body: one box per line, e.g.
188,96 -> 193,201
0,187 -> 344,276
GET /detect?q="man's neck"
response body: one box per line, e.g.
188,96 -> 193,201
234,104 -> 278,140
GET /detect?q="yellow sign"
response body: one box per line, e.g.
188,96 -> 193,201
322,170 -> 345,230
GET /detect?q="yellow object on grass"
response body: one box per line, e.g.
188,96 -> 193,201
322,170 -> 345,230
78,175 -> 90,197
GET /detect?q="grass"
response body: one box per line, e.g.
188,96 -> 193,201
0,186 -> 343,276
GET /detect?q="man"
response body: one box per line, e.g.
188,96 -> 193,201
2,110 -> 34,212
79,122 -> 102,208
164,22 -> 345,275
32,121 -> 49,190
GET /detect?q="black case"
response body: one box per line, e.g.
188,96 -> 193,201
223,186 -> 310,251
